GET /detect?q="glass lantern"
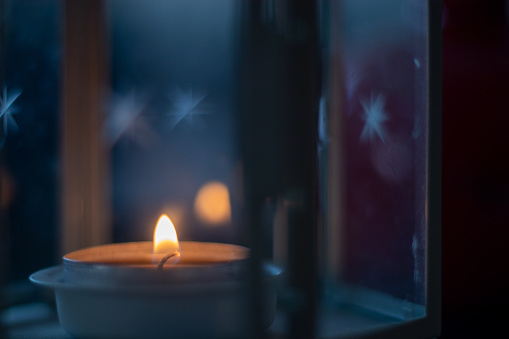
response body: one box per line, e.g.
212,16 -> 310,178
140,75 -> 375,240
0,0 -> 441,338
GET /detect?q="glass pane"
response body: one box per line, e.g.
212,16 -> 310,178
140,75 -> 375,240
320,0 -> 428,329
1,0 -> 61,286
1,1 -> 436,338
107,0 -> 242,246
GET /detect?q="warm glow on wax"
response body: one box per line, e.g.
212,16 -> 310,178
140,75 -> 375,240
153,214 -> 180,254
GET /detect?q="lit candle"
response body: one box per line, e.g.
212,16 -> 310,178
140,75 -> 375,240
30,214 -> 280,339
59,214 -> 251,287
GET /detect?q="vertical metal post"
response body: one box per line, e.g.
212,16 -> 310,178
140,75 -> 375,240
239,3 -> 280,336
240,0 -> 320,337
322,0 -> 347,288
426,0 -> 442,336
283,2 -> 320,338
61,0 -> 111,255
0,3 -> 7,337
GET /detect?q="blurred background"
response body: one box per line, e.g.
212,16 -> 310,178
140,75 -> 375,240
0,0 -> 508,338
441,0 -> 509,337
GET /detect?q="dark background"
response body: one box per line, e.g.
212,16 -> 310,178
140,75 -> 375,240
441,0 -> 509,337
2,0 -> 509,337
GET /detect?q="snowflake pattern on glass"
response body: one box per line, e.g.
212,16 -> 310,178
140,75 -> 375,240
165,87 -> 209,129
360,92 -> 389,143
0,86 -> 22,136
104,90 -> 155,147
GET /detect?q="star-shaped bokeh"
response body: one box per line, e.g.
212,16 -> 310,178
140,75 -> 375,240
165,87 -> 209,129
104,90 -> 156,148
0,86 -> 22,136
360,92 -> 389,143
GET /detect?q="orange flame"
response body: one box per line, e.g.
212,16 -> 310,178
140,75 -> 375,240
153,214 -> 180,254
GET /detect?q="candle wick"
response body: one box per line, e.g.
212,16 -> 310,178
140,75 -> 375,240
157,251 -> 180,270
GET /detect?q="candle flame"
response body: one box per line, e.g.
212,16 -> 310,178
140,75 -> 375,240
153,214 -> 180,254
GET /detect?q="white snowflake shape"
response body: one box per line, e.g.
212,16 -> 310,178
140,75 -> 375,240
165,87 -> 209,129
0,86 -> 22,135
105,90 -> 155,147
360,92 -> 389,143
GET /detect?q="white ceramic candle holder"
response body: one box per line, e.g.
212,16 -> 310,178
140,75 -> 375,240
30,241 -> 281,339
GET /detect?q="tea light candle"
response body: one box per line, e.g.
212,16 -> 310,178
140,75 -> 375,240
62,214 -> 250,283
30,214 -> 280,339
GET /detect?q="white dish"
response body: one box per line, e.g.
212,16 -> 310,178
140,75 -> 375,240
30,264 -> 280,339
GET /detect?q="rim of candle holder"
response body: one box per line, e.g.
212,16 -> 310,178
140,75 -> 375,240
62,258 -> 252,285
30,263 -> 282,294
